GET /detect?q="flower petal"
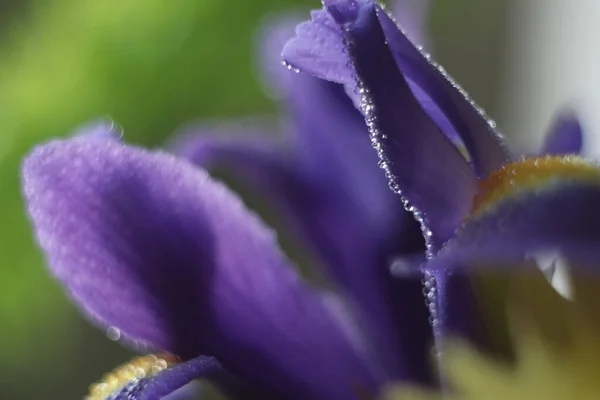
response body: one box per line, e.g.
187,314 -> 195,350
172,127 -> 434,385
541,112 -> 584,156
375,5 -> 508,177
297,1 -> 477,247
23,135 -> 379,398
283,1 -> 508,178
88,355 -> 223,400
282,9 -> 356,86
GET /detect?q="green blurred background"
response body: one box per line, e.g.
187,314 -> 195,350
0,0 -> 509,398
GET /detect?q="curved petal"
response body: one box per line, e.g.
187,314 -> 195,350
282,7 -> 461,147
172,129 -> 433,385
541,112 -> 584,156
88,356 -> 223,400
425,158 -> 600,351
283,1 -> 508,178
23,135 -> 380,399
299,1 -> 477,247
282,9 -> 356,86
375,4 -> 508,178
429,166 -> 600,270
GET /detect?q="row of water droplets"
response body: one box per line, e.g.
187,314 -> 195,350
379,3 -> 507,339
282,37 -> 440,328
333,14 -> 443,331
358,79 -> 439,330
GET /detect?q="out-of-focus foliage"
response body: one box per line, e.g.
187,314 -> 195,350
0,0 -> 310,396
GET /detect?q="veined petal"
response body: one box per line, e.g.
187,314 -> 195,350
541,112 -> 584,156
23,134 -> 379,399
282,9 -> 355,86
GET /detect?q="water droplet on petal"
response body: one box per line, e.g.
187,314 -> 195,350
106,326 -> 121,341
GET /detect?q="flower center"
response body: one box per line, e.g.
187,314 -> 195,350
86,354 -> 179,400
471,155 -> 600,215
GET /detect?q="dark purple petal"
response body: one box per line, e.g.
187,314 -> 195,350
541,112 -> 584,156
429,181 -> 600,270
23,136 -> 380,399
172,128 -> 433,385
375,5 -> 508,178
287,76 -> 405,239
111,356 -> 223,400
307,1 -> 477,247
283,2 -> 508,178
282,9 -> 355,86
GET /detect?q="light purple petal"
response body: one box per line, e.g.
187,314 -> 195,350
541,112 -> 584,156
172,128 -> 434,385
282,9 -> 355,86
283,4 -> 463,146
434,269 -> 490,351
23,135 -> 380,399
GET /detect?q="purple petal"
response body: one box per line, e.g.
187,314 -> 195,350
109,356 -> 223,400
426,160 -> 600,354
172,128 -> 434,385
429,180 -> 600,270
23,135 -> 380,398
541,112 -> 584,156
300,1 -> 477,247
283,2 -> 508,178
434,269 -> 490,351
375,5 -> 508,178
283,4 -> 463,147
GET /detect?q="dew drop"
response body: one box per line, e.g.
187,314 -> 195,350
281,60 -> 300,73
106,326 -> 121,341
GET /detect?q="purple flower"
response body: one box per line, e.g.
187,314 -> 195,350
22,1 -> 591,400
282,0 -> 585,354
170,0 -> 437,389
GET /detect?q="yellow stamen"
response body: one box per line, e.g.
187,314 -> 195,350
86,354 -> 179,400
